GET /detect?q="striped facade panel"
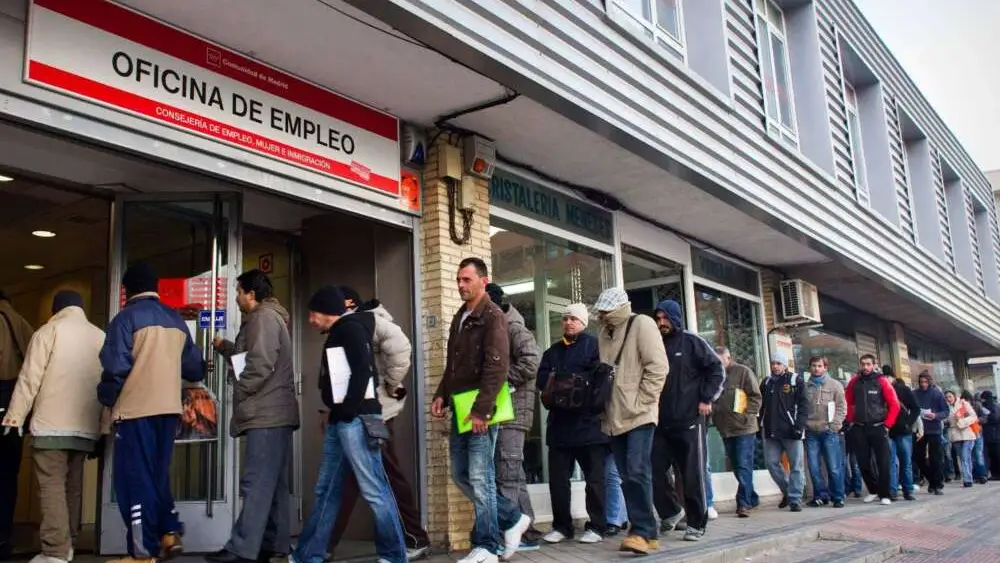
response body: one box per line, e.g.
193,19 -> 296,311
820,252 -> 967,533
966,189 -> 986,292
885,93 -> 915,241
929,149 -> 956,270
725,0 -> 766,129
816,4 -> 857,200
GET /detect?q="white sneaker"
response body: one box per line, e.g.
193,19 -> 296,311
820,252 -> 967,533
29,555 -> 67,563
458,547 -> 500,563
706,507 -> 719,520
880,497 -> 892,506
913,484 -> 921,492
578,530 -> 602,544
543,530 -> 566,544
863,494 -> 878,503
502,514 -> 532,560
68,548 -> 74,563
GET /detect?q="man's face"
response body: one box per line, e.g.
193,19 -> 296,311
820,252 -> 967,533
859,358 -> 875,375
235,285 -> 253,314
457,265 -> 486,303
770,361 -> 785,375
655,310 -> 673,334
308,311 -> 337,333
562,315 -> 585,337
810,361 -> 826,377
719,352 -> 732,368
919,377 -> 929,390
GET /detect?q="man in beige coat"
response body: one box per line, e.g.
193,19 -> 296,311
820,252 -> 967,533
0,289 -> 35,560
2,291 -> 104,563
594,288 -> 668,555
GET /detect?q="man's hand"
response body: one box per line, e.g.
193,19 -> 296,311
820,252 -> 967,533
698,402 -> 712,416
465,413 -> 488,434
924,411 -> 936,420
212,335 -> 225,351
1,413 -> 22,437
431,397 -> 446,418
317,410 -> 328,433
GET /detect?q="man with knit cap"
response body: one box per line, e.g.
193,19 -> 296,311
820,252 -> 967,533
0,289 -> 33,560
759,351 -> 809,512
594,287 -> 668,555
98,262 -> 206,563
293,286 -> 406,563
537,303 -> 608,545
485,283 -> 541,548
2,291 -> 103,563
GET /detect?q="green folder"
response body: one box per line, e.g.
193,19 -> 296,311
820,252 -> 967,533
452,382 -> 515,434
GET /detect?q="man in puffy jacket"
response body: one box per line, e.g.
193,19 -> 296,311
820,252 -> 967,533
759,351 -> 809,512
328,289 -> 430,560
1,291 -> 103,563
209,270 -> 299,563
97,262 -> 206,563
651,300 -> 724,542
844,355 -> 900,505
536,304 -> 606,544
913,371 -> 949,494
486,284 -> 542,545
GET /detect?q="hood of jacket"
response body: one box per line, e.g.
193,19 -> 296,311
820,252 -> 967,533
359,299 -> 395,324
654,299 -> 685,333
506,304 -> 526,328
254,298 -> 290,325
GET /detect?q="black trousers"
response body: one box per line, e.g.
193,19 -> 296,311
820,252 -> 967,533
848,424 -> 891,499
0,423 -> 24,545
548,444 -> 606,537
652,422 -> 708,531
914,434 -> 944,490
986,441 -> 1000,480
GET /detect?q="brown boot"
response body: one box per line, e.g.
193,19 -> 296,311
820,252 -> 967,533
159,532 -> 183,561
619,535 -> 651,555
736,506 -> 750,518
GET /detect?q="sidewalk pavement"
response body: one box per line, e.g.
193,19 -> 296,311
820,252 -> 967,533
71,481 -> 1000,563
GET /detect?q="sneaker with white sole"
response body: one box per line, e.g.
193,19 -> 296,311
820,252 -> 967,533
863,494 -> 878,503
659,508 -> 685,533
29,555 -> 68,563
880,497 -> 892,506
706,507 -> 719,520
578,530 -> 602,544
458,547 -> 500,563
502,514 -> 532,560
542,530 -> 567,544
407,545 -> 430,560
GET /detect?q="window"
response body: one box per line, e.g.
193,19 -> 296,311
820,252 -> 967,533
610,0 -> 685,59
755,0 -> 797,145
844,83 -> 868,200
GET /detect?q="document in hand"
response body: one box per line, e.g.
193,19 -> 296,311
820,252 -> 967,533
231,352 -> 248,381
452,382 -> 515,434
733,389 -> 748,414
325,346 -> 375,404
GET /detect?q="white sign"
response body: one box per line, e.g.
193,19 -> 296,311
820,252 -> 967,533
25,0 -> 401,196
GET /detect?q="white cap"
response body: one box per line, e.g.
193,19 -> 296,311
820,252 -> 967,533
564,303 -> 589,326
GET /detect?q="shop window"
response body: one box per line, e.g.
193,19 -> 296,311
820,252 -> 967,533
622,244 -> 685,317
490,218 -> 614,484
908,337 -> 957,392
787,327 -> 859,383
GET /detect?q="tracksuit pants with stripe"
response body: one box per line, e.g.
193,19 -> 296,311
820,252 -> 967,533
652,421 -> 709,531
113,415 -> 181,559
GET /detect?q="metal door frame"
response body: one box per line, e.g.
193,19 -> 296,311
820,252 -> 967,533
97,192 -> 243,555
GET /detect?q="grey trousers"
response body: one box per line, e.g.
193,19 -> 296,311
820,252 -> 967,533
226,427 -> 293,559
495,426 -> 534,520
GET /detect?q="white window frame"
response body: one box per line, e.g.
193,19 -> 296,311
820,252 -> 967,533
844,82 -> 869,202
609,0 -> 687,61
754,0 -> 798,146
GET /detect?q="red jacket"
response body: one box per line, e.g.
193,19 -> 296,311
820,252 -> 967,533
845,372 -> 900,428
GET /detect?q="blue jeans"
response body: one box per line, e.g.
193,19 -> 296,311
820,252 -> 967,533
450,424 -> 521,553
842,434 -> 862,494
955,440 -> 974,484
704,444 -> 714,508
889,434 -> 914,495
973,434 -> 988,479
763,438 -> 805,504
805,431 -> 844,502
604,453 -> 628,526
723,434 -> 758,509
293,418 -> 406,563
610,424 -> 656,539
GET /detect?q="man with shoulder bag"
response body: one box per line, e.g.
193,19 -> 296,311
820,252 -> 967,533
537,304 -> 606,545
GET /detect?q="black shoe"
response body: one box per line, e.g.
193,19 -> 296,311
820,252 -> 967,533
789,503 -> 803,512
806,499 -> 827,507
977,477 -> 989,485
606,524 -> 622,537
833,500 -> 845,508
206,550 -> 255,563
0,541 -> 12,561
778,496 -> 790,509
933,488 -> 944,495
903,493 -> 916,501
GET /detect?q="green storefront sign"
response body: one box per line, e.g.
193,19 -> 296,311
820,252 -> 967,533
489,169 -> 614,244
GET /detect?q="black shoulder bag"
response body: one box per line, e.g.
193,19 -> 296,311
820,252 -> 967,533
589,315 -> 636,412
541,346 -> 591,411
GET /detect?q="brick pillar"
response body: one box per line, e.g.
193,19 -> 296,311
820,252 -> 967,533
419,134 -> 492,551
760,269 -> 780,333
889,323 -> 912,384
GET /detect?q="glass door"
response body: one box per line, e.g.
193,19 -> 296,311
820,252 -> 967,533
99,194 -> 241,555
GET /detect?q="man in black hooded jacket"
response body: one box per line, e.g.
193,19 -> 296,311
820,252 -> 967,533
651,300 -> 725,542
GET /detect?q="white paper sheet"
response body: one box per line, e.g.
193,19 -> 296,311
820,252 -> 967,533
326,347 -> 375,403
827,401 -> 836,423
231,352 -> 248,381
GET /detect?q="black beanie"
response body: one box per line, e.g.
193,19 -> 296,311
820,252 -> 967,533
308,286 -> 347,316
486,283 -> 504,306
122,262 -> 159,297
52,290 -> 84,314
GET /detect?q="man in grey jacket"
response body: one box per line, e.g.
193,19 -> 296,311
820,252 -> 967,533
803,356 -> 847,508
487,284 -> 542,546
209,270 -> 300,563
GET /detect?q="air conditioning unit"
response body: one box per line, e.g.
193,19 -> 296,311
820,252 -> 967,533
779,279 -> 821,324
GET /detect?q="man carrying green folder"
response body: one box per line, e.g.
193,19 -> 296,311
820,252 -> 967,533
431,258 -> 532,563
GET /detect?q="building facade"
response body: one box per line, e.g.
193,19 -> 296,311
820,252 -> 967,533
1,0 -> 998,556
